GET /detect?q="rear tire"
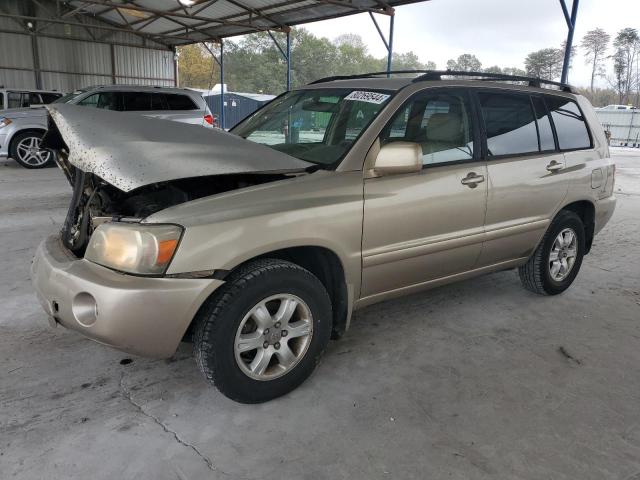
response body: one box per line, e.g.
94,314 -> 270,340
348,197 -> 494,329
10,131 -> 54,169
519,210 -> 585,295
193,259 -> 332,403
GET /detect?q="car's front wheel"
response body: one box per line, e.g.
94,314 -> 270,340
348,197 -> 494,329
193,259 -> 332,403
10,131 -> 54,169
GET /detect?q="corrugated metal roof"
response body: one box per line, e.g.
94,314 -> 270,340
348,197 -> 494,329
65,0 -> 428,45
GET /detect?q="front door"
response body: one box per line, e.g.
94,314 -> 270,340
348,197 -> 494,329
361,88 -> 487,300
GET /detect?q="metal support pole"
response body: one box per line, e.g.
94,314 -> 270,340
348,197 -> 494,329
369,10 -> 395,77
387,14 -> 394,77
559,0 -> 579,84
220,39 -> 225,130
286,30 -> 291,91
31,33 -> 42,89
110,44 -> 117,85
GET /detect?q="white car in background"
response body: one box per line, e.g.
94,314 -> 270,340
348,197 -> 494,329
0,87 -> 62,111
0,85 -> 214,168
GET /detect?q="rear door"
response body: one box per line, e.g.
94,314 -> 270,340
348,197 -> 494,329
361,88 -> 487,299
475,90 -> 568,267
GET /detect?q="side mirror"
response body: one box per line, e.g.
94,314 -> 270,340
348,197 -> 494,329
373,141 -> 422,176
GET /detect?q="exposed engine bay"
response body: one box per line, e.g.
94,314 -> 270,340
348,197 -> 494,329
41,107 -> 313,256
59,164 -> 292,255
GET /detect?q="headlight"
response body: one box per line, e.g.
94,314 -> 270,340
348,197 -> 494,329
0,118 -> 12,128
85,223 -> 183,275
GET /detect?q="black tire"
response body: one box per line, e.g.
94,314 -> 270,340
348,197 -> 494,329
519,210 -> 585,295
10,131 -> 54,169
193,259 -> 332,403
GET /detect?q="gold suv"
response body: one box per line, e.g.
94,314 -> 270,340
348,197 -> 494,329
32,72 -> 616,403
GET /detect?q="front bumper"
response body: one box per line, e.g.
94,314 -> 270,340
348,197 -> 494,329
31,235 -> 223,358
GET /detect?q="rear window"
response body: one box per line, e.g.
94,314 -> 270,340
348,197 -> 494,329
545,97 -> 591,150
122,92 -> 155,111
478,92 -> 539,156
165,94 -> 197,110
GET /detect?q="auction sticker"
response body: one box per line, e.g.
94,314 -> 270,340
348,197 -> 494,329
344,91 -> 390,104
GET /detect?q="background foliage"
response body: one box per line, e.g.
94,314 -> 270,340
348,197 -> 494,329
178,26 -> 640,107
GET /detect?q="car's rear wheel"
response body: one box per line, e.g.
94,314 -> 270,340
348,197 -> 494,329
10,131 -> 54,169
519,210 -> 585,295
193,259 -> 332,403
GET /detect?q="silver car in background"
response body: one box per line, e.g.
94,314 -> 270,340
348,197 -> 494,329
0,85 -> 214,168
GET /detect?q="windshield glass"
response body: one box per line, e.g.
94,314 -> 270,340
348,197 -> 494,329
232,88 -> 393,167
53,89 -> 90,104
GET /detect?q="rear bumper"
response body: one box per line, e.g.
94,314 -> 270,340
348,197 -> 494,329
31,235 -> 223,358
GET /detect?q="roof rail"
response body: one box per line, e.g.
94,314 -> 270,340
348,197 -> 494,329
412,70 -> 575,93
307,70 -> 435,85
308,69 -> 575,93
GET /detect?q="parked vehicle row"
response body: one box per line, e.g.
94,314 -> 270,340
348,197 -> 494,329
31,72 -> 615,403
0,85 -> 214,168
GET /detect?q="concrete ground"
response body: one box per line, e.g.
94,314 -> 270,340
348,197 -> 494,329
1,149 -> 639,480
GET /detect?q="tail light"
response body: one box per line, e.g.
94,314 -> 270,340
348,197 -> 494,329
204,114 -> 214,126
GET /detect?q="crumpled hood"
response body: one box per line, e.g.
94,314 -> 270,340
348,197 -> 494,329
45,104 -> 312,193
1,106 -> 47,119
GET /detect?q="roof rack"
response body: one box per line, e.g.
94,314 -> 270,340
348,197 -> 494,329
308,69 -> 575,93
411,70 -> 575,92
307,70 -> 435,85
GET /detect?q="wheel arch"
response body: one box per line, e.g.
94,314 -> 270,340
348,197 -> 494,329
560,200 -> 596,254
246,246 -> 350,339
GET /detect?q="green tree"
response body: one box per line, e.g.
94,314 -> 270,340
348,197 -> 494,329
610,28 -> 639,104
525,48 -> 563,80
484,65 -> 502,74
177,44 -> 215,89
447,54 -> 482,72
580,28 -> 610,91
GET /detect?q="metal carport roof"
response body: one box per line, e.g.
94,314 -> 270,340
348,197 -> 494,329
61,0 -> 424,44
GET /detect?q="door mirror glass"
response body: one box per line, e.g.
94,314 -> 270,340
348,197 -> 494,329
373,141 -> 422,176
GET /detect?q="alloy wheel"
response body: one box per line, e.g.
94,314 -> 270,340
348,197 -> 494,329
234,294 -> 313,381
549,227 -> 578,281
15,136 -> 51,167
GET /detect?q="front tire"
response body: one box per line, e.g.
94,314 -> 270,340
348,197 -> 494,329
193,259 -> 332,403
10,131 -> 54,169
519,210 -> 585,295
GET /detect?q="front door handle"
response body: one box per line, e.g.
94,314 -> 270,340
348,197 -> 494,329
546,160 -> 563,172
461,172 -> 485,188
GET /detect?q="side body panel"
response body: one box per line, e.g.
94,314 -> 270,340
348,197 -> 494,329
478,151 -> 566,266
148,171 -> 365,314
361,162 -> 487,298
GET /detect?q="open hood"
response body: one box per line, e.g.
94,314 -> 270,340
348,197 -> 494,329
45,104 -> 312,192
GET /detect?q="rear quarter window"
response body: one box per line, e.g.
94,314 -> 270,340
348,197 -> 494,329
165,94 -> 198,110
545,96 -> 591,150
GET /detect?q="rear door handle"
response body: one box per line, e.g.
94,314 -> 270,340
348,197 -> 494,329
461,172 -> 485,188
546,160 -> 563,172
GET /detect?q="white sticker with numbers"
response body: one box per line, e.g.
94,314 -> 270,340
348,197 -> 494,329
344,91 -> 390,104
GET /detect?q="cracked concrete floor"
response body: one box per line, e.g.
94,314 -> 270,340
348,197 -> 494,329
1,149 -> 640,480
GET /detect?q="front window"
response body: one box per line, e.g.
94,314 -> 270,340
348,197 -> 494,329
380,89 -> 475,166
232,88 -> 392,167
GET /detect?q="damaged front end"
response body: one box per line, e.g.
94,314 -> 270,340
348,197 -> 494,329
42,104 -> 314,256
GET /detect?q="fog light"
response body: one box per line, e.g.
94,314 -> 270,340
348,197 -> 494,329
72,292 -> 98,326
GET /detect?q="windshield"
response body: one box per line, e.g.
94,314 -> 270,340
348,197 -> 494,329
232,88 -> 392,167
53,89 -> 90,104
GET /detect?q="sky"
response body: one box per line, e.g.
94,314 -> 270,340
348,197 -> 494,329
297,0 -> 640,88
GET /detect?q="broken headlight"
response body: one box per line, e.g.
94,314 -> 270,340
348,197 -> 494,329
84,223 -> 183,275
